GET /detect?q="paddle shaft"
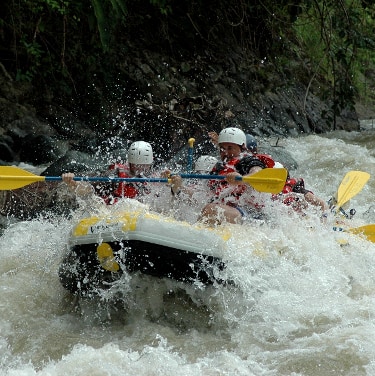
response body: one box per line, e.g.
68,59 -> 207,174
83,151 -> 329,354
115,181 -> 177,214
7,174 -> 273,183
47,174 -> 274,183
0,165 -> 287,193
187,138 -> 195,173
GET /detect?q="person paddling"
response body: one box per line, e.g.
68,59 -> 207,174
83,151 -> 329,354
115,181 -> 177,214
62,141 -> 154,204
170,127 -> 275,225
273,175 -> 328,215
208,129 -> 327,217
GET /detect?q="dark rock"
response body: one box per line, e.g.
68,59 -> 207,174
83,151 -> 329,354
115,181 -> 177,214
0,140 -> 15,161
260,145 -> 298,171
44,105 -> 92,139
41,150 -> 109,176
0,44 -> 363,173
10,115 -> 56,137
19,135 -> 62,165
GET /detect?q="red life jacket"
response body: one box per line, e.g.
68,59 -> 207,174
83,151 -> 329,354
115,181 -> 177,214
209,157 -> 247,203
100,163 -> 150,205
272,177 -> 310,207
208,153 -> 273,206
282,177 -> 305,194
253,153 -> 275,169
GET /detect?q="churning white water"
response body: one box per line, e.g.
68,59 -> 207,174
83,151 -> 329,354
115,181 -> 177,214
1,131 -> 375,375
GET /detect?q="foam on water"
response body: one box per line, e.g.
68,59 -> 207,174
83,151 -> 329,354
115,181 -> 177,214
2,131 -> 375,375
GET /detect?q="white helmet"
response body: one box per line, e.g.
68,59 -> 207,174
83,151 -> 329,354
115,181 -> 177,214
194,155 -> 218,173
128,141 -> 153,164
218,127 -> 246,147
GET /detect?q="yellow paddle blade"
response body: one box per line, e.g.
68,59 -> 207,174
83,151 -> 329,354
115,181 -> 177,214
336,171 -> 370,212
242,168 -> 287,194
0,166 -> 46,190
348,224 -> 375,243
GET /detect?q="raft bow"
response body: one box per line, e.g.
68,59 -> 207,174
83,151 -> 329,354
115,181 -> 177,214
59,209 -> 232,295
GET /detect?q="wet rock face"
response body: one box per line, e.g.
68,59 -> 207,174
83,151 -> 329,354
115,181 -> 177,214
0,48 -> 360,171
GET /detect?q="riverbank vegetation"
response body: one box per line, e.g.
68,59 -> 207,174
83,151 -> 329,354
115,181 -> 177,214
1,0 -> 375,130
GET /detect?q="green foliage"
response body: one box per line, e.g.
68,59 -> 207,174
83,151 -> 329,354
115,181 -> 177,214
292,0 -> 375,129
43,0 -> 69,14
149,0 -> 172,15
91,0 -> 110,50
1,0 -> 375,131
91,0 -> 128,51
15,36 -> 44,82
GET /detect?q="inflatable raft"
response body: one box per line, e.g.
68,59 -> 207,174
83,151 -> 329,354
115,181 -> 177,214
59,207 -> 232,295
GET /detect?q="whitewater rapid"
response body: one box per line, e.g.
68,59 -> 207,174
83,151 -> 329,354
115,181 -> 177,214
1,131 -> 375,375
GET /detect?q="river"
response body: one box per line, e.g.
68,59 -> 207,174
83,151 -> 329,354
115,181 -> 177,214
1,130 -> 375,375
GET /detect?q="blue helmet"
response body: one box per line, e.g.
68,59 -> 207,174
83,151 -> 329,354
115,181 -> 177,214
246,134 -> 257,152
